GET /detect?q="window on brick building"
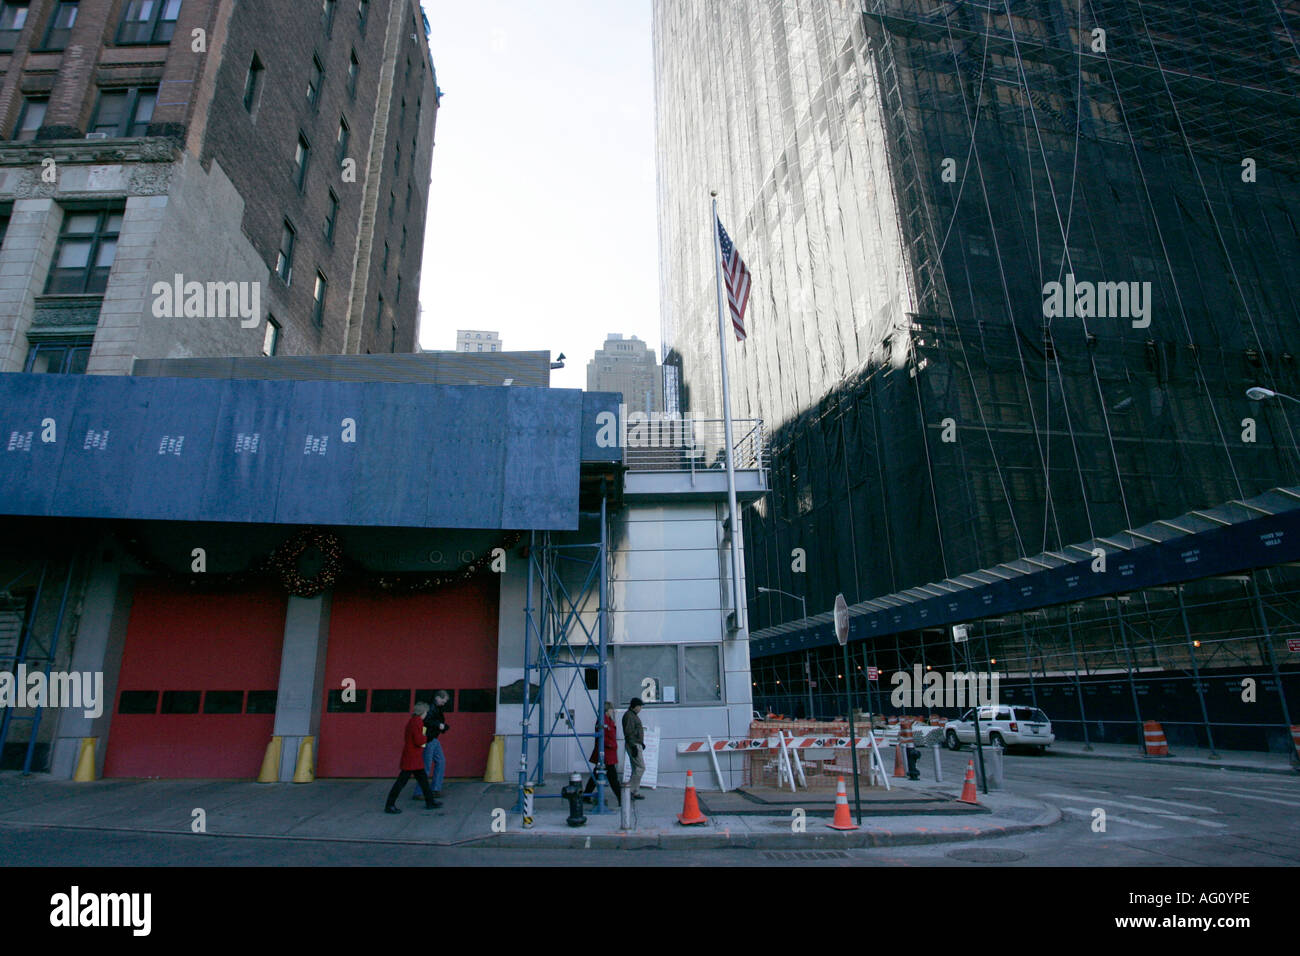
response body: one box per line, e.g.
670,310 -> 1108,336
45,206 -> 124,295
307,55 -> 324,109
11,96 -> 45,141
357,0 -> 369,35
387,190 -> 395,219
347,50 -> 359,97
0,2 -> 27,53
294,134 -> 311,192
25,337 -> 92,374
393,143 -> 400,175
324,189 -> 339,243
321,0 -> 335,36
312,272 -> 328,327
243,52 -> 264,115
395,272 -> 401,303
381,242 -> 389,274
40,1 -> 77,51
336,116 -> 349,166
262,315 -> 280,357
117,0 -> 179,46
374,293 -> 383,329
90,86 -> 157,137
275,220 -> 295,284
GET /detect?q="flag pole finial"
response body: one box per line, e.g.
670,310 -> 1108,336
710,189 -> 718,197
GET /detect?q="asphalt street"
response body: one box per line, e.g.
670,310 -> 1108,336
2,749 -> 1296,866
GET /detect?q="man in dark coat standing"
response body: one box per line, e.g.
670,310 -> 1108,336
621,698 -> 646,800
384,702 -> 441,813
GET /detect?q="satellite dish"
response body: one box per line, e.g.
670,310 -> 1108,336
834,593 -> 849,646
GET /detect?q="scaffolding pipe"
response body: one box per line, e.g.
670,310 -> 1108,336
1248,572 -> 1295,735
1177,585 -> 1219,758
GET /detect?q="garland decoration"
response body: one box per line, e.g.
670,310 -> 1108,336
267,528 -> 345,597
117,525 -> 524,596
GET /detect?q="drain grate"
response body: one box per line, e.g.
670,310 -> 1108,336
944,847 -> 1027,863
763,850 -> 851,861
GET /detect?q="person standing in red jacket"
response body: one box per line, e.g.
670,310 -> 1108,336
583,701 -> 622,805
384,702 -> 441,813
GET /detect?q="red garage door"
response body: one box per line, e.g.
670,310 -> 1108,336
105,583 -> 287,778
317,573 -> 499,778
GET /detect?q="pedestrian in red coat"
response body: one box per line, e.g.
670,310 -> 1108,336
384,702 -> 441,813
584,701 -> 622,804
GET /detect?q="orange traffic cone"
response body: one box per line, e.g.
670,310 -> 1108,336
1142,720 -> 1171,757
677,769 -> 708,825
893,739 -> 907,778
826,776 -> 859,830
958,759 -> 978,804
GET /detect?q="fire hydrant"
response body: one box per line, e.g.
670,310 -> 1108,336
562,772 -> 587,827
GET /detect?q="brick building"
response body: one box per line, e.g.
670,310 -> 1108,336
0,0 -> 438,374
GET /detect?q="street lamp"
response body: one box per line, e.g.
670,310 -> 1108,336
757,587 -> 811,718
1246,386 -> 1300,403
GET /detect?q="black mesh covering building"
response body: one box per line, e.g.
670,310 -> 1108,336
654,0 -> 1300,753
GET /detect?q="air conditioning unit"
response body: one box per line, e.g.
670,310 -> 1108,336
85,132 -> 109,140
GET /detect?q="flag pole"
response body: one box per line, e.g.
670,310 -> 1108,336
711,190 -> 746,635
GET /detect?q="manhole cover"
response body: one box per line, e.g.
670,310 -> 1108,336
945,848 -> 1027,863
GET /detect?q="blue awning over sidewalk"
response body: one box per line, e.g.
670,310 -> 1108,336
0,373 -> 622,531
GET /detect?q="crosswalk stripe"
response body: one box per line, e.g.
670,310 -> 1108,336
1223,785 -> 1300,799
1115,794 -> 1222,814
1174,787 -> 1300,808
1059,805 -> 1163,830
1039,793 -> 1226,828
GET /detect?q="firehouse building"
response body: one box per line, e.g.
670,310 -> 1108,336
0,363 -> 767,789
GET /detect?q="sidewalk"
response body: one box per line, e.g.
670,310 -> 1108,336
0,770 -> 1060,850
1047,740 -> 1300,775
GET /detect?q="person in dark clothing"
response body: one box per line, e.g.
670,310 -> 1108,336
412,690 -> 450,799
385,702 -> 441,813
621,698 -> 646,799
584,701 -> 622,805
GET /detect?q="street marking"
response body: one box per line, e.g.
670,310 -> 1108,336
1039,793 -> 1226,829
1113,794 -> 1222,814
1174,787 -> 1300,808
1059,805 -> 1163,830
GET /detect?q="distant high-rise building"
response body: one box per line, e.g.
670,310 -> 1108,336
0,0 -> 439,374
655,0 -> 1300,749
587,333 -> 664,414
456,329 -> 502,353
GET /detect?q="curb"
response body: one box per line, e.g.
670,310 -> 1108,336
460,802 -> 1063,850
0,802 -> 1063,851
1047,749 -> 1300,776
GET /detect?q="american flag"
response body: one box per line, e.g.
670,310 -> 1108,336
716,215 -> 751,341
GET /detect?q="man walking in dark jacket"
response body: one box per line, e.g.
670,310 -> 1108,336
385,702 -> 440,813
622,698 -> 646,800
413,690 -> 450,800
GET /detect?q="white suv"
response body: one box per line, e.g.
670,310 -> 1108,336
943,704 -> 1054,753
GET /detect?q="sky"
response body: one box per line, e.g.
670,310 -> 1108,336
418,0 -> 661,390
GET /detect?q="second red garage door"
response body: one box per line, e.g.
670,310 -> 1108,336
317,573 -> 499,778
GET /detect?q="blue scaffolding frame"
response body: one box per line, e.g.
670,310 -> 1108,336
517,487 -> 613,814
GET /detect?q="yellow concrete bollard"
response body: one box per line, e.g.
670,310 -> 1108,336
73,737 -> 98,782
483,735 -> 505,783
292,736 -> 315,783
258,736 -> 283,783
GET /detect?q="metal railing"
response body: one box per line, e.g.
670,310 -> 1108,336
623,417 -> 766,473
